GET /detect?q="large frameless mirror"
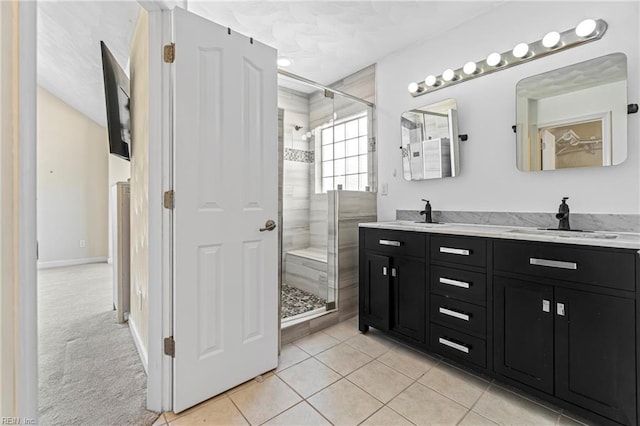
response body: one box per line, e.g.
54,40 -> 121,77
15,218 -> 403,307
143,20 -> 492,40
400,98 -> 459,181
516,53 -> 628,171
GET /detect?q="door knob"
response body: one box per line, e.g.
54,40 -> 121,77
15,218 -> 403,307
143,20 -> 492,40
259,220 -> 277,232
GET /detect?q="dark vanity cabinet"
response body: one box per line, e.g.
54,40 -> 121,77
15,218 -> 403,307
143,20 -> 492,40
494,241 -> 637,425
359,226 -> 639,425
359,228 -> 427,343
429,235 -> 488,368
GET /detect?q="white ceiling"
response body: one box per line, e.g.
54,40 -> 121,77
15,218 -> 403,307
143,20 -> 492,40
37,1 -> 506,127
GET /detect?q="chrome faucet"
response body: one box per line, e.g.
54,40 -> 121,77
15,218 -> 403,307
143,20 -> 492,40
420,199 -> 433,223
556,197 -> 570,230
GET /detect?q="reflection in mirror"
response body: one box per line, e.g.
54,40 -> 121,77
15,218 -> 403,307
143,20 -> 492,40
516,53 -> 627,171
400,98 -> 459,181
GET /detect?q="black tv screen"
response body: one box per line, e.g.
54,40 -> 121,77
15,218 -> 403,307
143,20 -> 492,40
101,41 -> 131,161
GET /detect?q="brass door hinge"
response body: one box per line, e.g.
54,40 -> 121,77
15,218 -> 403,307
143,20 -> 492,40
164,336 -> 175,357
164,190 -> 175,209
164,43 -> 175,63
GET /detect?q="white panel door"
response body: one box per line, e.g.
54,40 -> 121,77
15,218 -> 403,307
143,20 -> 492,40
172,7 -> 278,413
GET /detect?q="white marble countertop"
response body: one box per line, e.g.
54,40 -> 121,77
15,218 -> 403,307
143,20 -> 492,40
359,221 -> 640,250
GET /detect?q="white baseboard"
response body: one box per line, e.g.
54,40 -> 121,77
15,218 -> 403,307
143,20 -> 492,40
129,316 -> 149,374
37,256 -> 108,269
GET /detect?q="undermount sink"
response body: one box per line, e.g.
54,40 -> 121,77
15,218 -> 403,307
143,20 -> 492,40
413,221 -> 448,226
507,228 -> 618,239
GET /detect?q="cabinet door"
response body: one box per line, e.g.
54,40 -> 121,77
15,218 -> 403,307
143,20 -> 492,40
494,276 -> 554,394
391,257 -> 426,342
362,253 -> 391,330
555,288 -> 636,425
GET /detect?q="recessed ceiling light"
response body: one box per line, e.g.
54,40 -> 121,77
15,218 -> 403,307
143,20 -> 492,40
277,57 -> 292,67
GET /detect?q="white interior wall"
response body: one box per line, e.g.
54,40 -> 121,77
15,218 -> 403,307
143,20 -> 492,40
376,1 -> 639,220
37,86 -> 109,266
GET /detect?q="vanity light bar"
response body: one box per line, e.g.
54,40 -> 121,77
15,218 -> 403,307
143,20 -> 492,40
408,18 -> 608,97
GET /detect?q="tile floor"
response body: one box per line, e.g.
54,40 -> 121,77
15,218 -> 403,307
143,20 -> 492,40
154,316 -> 591,426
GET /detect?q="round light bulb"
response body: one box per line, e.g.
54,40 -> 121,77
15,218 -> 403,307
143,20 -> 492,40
301,134 -> 307,141
463,61 -> 477,75
306,132 -> 312,138
512,42 -> 530,58
408,82 -> 419,93
575,19 -> 597,37
442,68 -> 456,82
277,57 -> 292,67
486,52 -> 502,67
424,75 -> 438,87
542,31 -> 561,48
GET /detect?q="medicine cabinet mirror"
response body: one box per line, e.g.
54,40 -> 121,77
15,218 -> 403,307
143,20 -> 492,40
516,53 -> 627,172
400,98 -> 459,181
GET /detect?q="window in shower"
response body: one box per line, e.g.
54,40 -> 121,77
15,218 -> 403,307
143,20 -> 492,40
320,113 -> 368,193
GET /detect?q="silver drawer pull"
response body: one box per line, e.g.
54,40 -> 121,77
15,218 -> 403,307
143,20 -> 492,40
438,337 -> 470,353
382,267 -> 388,276
439,277 -> 470,289
530,258 -> 577,270
379,239 -> 401,247
439,307 -> 470,321
440,247 -> 470,256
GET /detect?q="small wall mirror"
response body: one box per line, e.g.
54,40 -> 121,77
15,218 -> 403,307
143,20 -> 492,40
516,53 -> 628,172
400,98 -> 460,181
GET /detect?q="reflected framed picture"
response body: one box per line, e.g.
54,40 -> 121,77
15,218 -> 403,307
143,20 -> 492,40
537,112 -> 611,170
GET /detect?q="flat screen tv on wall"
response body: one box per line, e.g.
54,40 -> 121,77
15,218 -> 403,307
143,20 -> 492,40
100,41 -> 131,161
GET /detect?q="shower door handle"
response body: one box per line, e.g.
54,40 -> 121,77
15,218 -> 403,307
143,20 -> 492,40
260,220 -> 277,232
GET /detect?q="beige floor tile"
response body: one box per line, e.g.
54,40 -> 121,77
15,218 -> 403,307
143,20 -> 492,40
225,371 -> 276,396
314,342 -> 372,375
418,363 -> 489,408
169,397 -> 248,425
229,375 -> 302,425
346,360 -> 413,403
294,332 -> 340,355
458,411 -> 498,425
361,407 -> 415,426
388,382 -> 468,425
277,344 -> 311,372
164,392 -> 229,422
263,401 -> 331,425
308,379 -> 383,426
322,320 -> 361,341
152,413 -> 167,426
343,332 -> 396,358
472,385 -> 559,425
377,345 -> 438,379
277,357 -> 341,398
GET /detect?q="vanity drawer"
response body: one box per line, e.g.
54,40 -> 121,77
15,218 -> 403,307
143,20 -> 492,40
430,294 -> 486,336
431,266 -> 486,303
431,235 -> 486,267
431,324 -> 486,368
494,241 -> 635,291
364,228 -> 426,258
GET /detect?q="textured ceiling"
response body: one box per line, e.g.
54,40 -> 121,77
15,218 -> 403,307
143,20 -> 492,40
37,1 -> 505,127
37,1 -> 140,127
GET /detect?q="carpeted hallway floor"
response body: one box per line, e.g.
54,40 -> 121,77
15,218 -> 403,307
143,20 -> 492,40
38,263 -> 159,426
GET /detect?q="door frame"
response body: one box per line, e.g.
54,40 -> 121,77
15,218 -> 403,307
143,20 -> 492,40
11,0 -> 177,418
4,0 -> 38,419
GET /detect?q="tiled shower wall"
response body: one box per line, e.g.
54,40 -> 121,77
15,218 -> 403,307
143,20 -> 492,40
280,87 -> 312,253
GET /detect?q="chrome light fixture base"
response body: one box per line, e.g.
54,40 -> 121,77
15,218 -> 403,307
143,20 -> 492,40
408,19 -> 607,97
